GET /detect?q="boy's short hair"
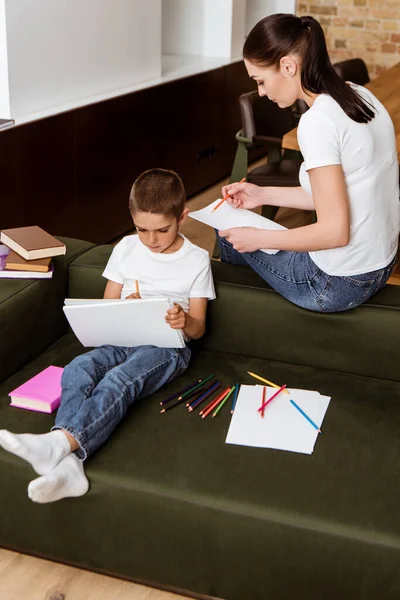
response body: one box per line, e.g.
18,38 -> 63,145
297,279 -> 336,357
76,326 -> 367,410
129,169 -> 186,219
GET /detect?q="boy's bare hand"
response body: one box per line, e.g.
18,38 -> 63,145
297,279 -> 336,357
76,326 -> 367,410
165,303 -> 186,329
125,292 -> 141,299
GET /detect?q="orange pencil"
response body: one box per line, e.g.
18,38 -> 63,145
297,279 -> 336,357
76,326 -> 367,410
211,177 -> 246,212
200,386 -> 231,418
260,386 -> 266,418
135,280 -> 140,295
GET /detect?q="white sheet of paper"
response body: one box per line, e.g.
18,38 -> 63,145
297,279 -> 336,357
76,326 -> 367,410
63,298 -> 185,348
226,385 -> 331,455
189,199 -> 287,255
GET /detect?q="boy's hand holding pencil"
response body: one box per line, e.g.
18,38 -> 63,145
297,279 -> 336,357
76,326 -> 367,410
126,280 -> 141,300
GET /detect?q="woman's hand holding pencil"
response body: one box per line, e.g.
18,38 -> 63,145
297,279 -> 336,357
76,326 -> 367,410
212,177 -> 247,212
220,180 -> 263,210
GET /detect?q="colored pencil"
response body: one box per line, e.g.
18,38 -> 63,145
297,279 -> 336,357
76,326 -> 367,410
200,386 -> 231,418
160,378 -> 203,406
212,386 -> 235,418
135,279 -> 140,295
185,379 -> 217,406
260,386 -> 266,418
258,384 -> 287,413
230,383 -> 239,414
290,399 -> 322,434
179,374 -> 214,400
187,382 -> 221,411
160,397 -> 188,413
211,177 -> 246,212
247,371 -> 290,394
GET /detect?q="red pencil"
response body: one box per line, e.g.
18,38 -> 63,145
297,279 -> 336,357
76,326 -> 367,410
200,386 -> 230,418
258,384 -> 287,413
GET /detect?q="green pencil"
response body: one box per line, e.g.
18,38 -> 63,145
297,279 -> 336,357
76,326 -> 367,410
212,386 -> 235,418
178,374 -> 214,400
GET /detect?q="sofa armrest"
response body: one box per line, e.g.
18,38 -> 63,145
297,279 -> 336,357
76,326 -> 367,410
0,237 -> 94,384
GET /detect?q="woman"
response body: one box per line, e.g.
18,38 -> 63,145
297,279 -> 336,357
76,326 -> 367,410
218,13 -> 399,312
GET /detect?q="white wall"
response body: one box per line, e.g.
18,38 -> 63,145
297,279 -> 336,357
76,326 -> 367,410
0,0 -> 10,118
246,0 -> 296,34
162,0 -> 205,56
5,0 -> 162,120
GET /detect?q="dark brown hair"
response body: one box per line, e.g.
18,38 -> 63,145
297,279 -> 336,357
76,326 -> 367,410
129,168 -> 186,218
243,13 -> 374,124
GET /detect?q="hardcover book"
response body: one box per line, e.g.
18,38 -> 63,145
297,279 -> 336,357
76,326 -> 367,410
5,250 -> 52,272
8,366 -> 64,413
0,226 -> 66,260
0,245 -> 53,279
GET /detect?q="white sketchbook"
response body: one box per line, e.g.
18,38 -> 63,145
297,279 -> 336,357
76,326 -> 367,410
189,199 -> 287,255
226,385 -> 331,455
63,298 -> 185,348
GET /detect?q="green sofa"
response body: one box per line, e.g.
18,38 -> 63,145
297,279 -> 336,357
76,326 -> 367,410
1,238 -> 400,600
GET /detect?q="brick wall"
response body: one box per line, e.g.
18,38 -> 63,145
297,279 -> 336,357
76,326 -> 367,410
297,0 -> 400,79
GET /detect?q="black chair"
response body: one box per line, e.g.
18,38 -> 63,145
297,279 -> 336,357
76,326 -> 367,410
333,58 -> 370,85
231,91 -> 302,199
212,91 -> 303,258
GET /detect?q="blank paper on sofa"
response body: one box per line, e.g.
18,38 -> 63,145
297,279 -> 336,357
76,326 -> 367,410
226,385 -> 330,454
189,199 -> 287,255
63,298 -> 185,348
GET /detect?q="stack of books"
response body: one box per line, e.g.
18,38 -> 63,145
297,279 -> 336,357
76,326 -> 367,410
0,225 -> 66,279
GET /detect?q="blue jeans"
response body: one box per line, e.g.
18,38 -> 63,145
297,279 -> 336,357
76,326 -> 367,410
53,344 -> 191,460
218,235 -> 396,312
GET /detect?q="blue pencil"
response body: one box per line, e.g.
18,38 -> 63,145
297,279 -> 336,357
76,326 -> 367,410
188,381 -> 221,411
290,399 -> 322,434
231,383 -> 239,414
160,378 -> 204,406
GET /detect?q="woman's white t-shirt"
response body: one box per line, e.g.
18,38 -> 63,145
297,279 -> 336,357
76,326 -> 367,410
102,234 -> 216,311
298,84 -> 399,276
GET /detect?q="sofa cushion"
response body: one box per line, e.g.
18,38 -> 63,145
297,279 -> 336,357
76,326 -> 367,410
0,333 -> 400,599
68,245 -> 400,383
0,237 -> 94,384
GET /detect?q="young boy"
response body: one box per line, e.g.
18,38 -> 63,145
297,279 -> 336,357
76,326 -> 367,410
0,169 -> 215,503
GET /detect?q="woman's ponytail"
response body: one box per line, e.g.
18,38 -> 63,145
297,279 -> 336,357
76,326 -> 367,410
299,16 -> 374,123
243,13 -> 375,124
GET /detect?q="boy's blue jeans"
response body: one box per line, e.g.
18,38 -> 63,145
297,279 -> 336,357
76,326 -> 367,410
53,344 -> 191,460
218,235 -> 396,312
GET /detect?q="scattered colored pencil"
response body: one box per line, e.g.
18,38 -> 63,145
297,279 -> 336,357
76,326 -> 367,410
211,177 -> 246,212
178,374 -> 215,401
247,371 -> 290,394
258,384 -> 287,413
160,378 -> 203,406
290,399 -> 322,434
160,397 -> 188,413
188,381 -> 221,411
200,386 -> 231,418
212,386 -> 235,418
260,386 -> 266,418
135,279 -> 140,295
231,383 -> 239,414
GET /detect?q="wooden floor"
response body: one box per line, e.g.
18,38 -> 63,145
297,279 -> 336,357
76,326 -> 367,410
0,548 -> 189,600
1,164 -> 399,600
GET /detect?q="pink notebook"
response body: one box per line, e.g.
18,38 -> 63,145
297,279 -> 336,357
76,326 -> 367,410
9,366 -> 64,414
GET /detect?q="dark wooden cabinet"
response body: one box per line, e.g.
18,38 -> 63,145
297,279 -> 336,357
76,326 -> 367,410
0,61 -> 257,244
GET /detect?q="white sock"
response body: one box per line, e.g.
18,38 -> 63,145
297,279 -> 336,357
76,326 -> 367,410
0,429 -> 71,475
28,454 -> 89,504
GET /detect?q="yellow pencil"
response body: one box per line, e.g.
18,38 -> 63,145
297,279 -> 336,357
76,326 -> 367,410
247,371 -> 290,394
135,280 -> 140,295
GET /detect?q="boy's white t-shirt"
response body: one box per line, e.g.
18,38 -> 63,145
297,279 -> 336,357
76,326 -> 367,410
102,234 -> 216,312
298,84 -> 399,277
